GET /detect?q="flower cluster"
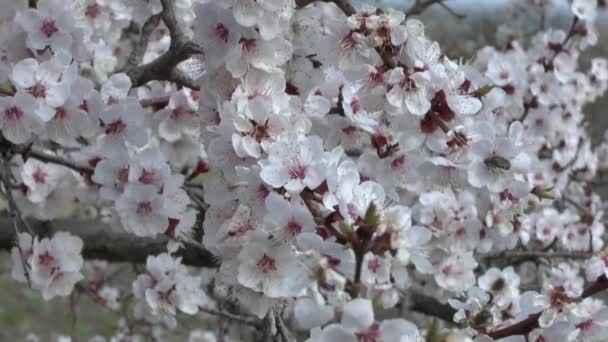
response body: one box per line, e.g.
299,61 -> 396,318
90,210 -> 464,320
2,0 -> 608,340
11,231 -> 84,300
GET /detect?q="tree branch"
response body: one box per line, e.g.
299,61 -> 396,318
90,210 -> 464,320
486,275 -> 608,339
406,0 -> 443,16
295,0 -> 355,15
409,291 -> 456,323
123,14 -> 162,72
0,217 -> 218,268
123,0 -> 203,88
26,149 -> 93,175
484,250 -> 592,261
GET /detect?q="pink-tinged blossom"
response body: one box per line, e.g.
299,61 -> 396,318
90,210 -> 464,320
115,184 -> 169,237
0,91 -> 43,144
12,231 -> 84,300
259,135 -> 327,193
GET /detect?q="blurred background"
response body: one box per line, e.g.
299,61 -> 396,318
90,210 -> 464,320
1,0 -> 607,340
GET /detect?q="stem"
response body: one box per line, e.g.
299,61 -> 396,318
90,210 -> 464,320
548,16 -> 579,66
1,158 -> 32,287
27,149 -> 93,175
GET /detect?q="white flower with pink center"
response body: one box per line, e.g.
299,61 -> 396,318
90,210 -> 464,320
12,231 -> 84,300
115,184 -> 169,237
237,232 -> 308,297
259,135 -> 327,193
16,0 -> 79,52
0,91 -> 43,144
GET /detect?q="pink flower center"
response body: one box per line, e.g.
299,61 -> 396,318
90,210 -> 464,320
350,98 -> 361,113
38,251 -> 55,266
431,216 -> 443,230
55,107 -> 67,120
30,83 -> 47,98
138,169 -> 156,185
399,74 -> 416,91
442,264 -> 453,276
4,106 -> 24,121
342,126 -> 358,135
107,96 -> 119,105
355,323 -> 380,342
136,201 -> 153,216
158,288 -> 174,303
257,184 -> 270,200
105,120 -> 126,135
85,3 -> 101,18
171,107 -> 189,120
549,286 -> 575,307
215,23 -> 229,43
369,70 -> 383,84
240,38 -> 256,54
576,319 -> 593,331
286,218 -> 302,237
256,254 -> 277,274
33,168 -> 47,183
41,19 -> 59,38
288,164 -> 308,180
367,258 -> 381,273
390,155 -> 405,170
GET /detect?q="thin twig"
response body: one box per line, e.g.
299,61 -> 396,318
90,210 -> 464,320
436,1 -> 465,20
484,250 -> 591,260
548,16 -> 579,66
26,149 -> 93,175
1,158 -> 32,287
406,0 -> 443,16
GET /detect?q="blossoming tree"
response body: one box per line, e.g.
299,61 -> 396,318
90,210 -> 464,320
1,0 -> 608,340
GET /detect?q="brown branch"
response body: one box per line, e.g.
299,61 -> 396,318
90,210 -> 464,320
0,217 -> 218,268
170,68 -> 201,91
295,0 -> 355,15
123,0 -> 203,88
26,149 -> 93,175
436,1 -> 465,20
484,250 -> 592,260
486,275 -> 608,339
409,291 -> 456,323
406,0 -> 443,16
123,14 -> 162,71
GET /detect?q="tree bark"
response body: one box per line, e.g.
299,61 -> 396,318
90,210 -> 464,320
0,217 -> 218,268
